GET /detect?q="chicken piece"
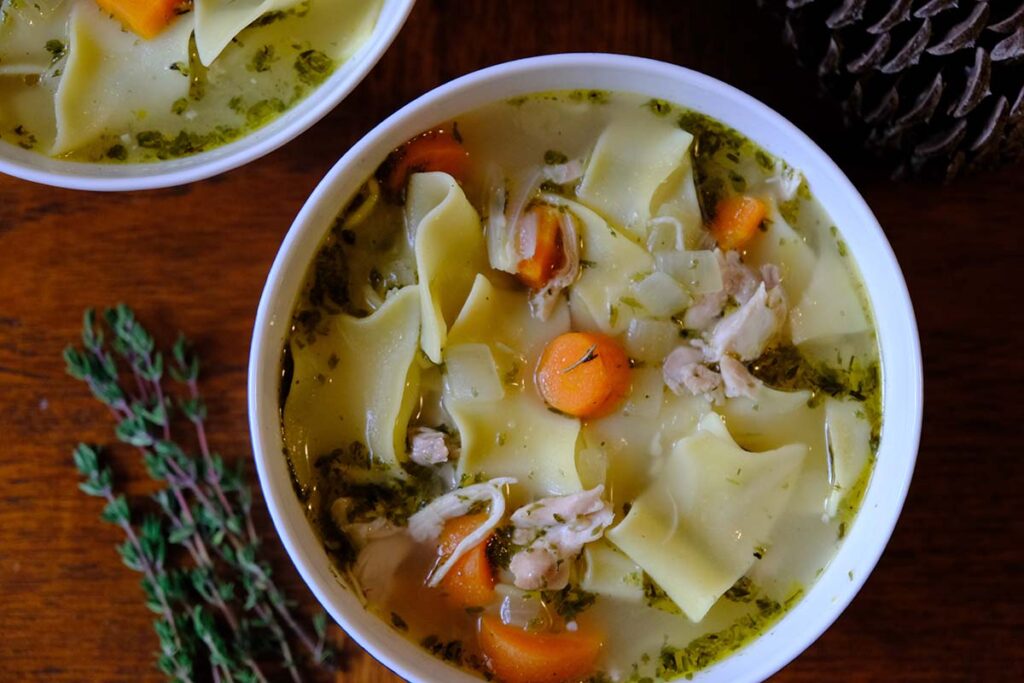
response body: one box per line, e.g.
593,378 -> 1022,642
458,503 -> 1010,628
509,547 -> 570,592
682,250 -> 761,330
706,282 -> 787,362
330,498 -> 403,545
507,487 -> 613,591
761,263 -> 781,291
719,355 -> 763,399
529,209 -> 581,320
662,345 -> 723,399
408,426 -> 450,466
408,477 -> 517,586
682,290 -> 727,330
720,250 -> 761,304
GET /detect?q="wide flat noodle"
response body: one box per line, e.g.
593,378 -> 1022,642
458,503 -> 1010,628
789,248 -> 870,345
607,413 -> 806,622
444,275 -> 581,501
824,397 -> 872,518
0,0 -> 69,75
283,286 -> 421,487
582,539 -> 644,602
744,200 -> 815,304
581,389 -> 710,507
193,0 -> 300,66
407,172 -> 489,364
577,119 -> 693,240
540,194 -> 653,336
52,1 -> 192,155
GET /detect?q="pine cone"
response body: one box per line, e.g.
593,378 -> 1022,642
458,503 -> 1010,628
762,0 -> 1024,180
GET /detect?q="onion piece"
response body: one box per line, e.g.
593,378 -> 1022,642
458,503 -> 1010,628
647,216 -> 684,252
444,343 -> 505,402
625,318 -> 682,364
630,271 -> 691,317
542,158 -> 584,185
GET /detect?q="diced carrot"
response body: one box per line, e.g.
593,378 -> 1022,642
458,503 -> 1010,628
382,127 -> 469,197
709,195 -> 767,251
516,204 -> 565,290
536,332 -> 630,419
95,0 -> 180,40
478,615 -> 603,683
436,513 -> 496,608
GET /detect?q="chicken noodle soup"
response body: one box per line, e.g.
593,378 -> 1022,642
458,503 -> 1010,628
280,91 -> 881,682
0,0 -> 380,162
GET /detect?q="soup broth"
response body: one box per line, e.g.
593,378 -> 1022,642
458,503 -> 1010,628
281,91 -> 881,682
0,0 -> 380,162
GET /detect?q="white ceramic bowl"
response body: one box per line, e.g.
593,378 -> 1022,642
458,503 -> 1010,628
248,53 -> 923,683
0,0 -> 414,192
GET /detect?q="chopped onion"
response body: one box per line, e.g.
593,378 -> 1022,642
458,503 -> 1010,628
630,271 -> 691,318
623,367 -> 664,419
485,176 -> 517,273
654,250 -> 723,294
444,343 -> 505,402
647,216 -> 684,252
496,585 -> 553,630
542,158 -> 584,185
625,318 -> 682,364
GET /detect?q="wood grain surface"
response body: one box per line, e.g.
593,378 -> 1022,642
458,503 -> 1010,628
1,1 -> 1022,681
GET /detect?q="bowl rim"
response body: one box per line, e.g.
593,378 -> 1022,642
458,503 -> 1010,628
248,52 -> 923,683
0,0 -> 416,192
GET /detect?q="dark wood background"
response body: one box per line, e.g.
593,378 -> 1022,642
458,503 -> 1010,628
1,1 -> 1021,681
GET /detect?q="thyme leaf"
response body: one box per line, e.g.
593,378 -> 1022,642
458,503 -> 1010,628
66,306 -> 339,682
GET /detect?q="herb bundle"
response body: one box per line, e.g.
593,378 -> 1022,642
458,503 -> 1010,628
65,305 -> 335,683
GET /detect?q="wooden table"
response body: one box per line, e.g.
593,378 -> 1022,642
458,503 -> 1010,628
1,1 -> 1021,681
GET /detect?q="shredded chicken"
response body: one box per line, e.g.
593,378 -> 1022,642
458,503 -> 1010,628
529,208 -> 581,320
720,250 -> 761,305
408,426 -> 449,466
507,487 -> 613,591
682,290 -> 727,330
662,345 -> 722,400
719,355 -> 763,399
706,282 -> 787,362
761,263 -> 782,291
408,477 -> 516,587
330,498 -> 403,545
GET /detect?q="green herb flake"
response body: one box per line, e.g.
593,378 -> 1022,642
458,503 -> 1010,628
646,98 -> 672,116
249,44 -> 277,73
294,49 -> 333,86
544,149 -> 569,165
44,39 -> 65,65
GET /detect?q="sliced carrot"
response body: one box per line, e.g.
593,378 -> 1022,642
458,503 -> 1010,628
436,513 -> 496,608
478,615 -> 603,683
381,126 -> 469,197
95,0 -> 180,40
516,204 -> 565,290
536,332 -> 630,419
709,195 -> 767,251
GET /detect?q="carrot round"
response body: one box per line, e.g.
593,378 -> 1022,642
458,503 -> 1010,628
516,204 -> 565,290
709,195 -> 767,251
436,514 -> 496,608
382,127 -> 469,197
478,615 -> 602,683
95,0 -> 179,39
536,332 -> 630,419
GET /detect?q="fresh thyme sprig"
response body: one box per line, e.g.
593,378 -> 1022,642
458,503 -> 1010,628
65,305 -> 335,683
